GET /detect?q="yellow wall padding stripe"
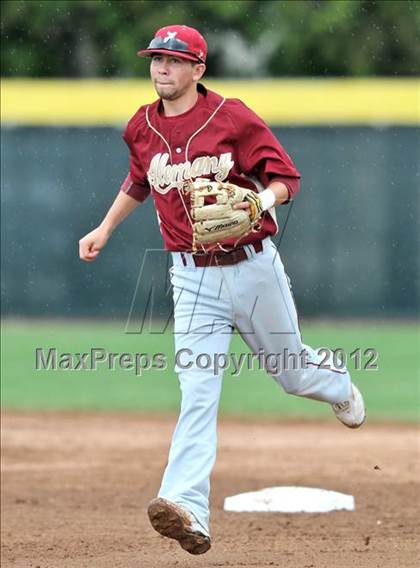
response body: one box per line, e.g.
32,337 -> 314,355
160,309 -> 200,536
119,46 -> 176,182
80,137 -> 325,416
1,79 -> 419,126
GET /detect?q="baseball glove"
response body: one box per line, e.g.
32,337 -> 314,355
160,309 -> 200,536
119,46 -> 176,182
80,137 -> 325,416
183,179 -> 263,250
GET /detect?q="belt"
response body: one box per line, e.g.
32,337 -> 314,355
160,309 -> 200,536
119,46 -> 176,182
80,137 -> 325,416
183,241 -> 263,267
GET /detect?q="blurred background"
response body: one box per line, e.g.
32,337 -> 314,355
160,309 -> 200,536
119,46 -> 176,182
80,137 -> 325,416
1,0 -> 419,420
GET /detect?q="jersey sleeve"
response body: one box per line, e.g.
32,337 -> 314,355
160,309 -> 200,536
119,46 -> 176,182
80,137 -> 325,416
119,171 -> 150,203
229,100 -> 301,189
120,123 -> 151,203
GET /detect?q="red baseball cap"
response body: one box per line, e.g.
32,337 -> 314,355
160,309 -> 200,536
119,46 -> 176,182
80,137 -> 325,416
137,25 -> 207,63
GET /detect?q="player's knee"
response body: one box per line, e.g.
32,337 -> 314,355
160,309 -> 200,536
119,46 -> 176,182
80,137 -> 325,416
282,382 -> 302,395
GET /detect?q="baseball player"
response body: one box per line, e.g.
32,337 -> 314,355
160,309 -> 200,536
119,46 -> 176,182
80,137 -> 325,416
79,25 -> 365,555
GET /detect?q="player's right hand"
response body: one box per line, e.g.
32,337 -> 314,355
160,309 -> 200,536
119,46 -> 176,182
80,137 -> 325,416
79,226 -> 110,262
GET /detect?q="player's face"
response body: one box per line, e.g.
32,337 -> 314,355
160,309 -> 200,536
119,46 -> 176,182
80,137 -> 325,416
150,54 -> 205,100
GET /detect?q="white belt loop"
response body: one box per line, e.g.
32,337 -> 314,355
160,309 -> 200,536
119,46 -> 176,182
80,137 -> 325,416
244,244 -> 254,259
171,251 -> 196,268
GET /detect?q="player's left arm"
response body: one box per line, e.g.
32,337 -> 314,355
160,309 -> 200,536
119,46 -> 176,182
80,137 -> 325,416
266,180 -> 289,205
229,100 -> 300,215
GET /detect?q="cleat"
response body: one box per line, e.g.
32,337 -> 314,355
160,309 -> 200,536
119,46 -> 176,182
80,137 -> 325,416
332,384 -> 366,428
147,497 -> 211,555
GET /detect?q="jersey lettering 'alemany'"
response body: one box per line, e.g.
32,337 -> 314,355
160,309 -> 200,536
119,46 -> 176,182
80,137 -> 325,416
147,152 -> 234,193
122,85 -> 301,251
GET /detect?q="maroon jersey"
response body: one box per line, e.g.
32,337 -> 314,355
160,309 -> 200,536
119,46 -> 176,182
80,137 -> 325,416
121,83 -> 300,252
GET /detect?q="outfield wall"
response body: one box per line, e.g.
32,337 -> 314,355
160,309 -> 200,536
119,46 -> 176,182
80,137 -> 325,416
1,80 -> 419,318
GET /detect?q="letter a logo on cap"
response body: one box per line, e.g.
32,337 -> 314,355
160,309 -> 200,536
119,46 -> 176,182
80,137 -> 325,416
163,31 -> 177,43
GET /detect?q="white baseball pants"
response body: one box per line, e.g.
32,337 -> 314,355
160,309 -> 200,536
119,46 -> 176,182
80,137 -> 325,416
157,237 -> 352,536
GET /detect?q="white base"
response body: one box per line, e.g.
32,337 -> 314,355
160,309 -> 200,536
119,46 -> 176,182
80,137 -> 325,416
223,486 -> 355,513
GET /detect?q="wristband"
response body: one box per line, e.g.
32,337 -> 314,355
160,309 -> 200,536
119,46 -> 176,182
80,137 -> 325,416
258,188 -> 276,211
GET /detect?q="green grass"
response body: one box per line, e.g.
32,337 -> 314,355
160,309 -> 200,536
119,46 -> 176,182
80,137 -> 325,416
1,319 -> 419,421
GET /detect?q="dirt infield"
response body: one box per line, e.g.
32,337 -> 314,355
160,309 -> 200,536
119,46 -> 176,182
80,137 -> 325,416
1,412 -> 419,567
